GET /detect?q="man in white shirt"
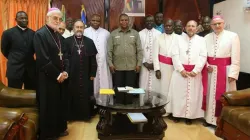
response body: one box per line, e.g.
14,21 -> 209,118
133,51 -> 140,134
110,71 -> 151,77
139,15 -> 161,97
204,15 -> 240,126
62,17 -> 74,38
84,14 -> 112,104
169,20 -> 207,125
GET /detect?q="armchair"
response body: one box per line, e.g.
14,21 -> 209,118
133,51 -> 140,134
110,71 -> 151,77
215,88 -> 250,140
0,81 -> 38,140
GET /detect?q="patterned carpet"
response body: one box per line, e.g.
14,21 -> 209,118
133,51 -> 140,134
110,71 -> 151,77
60,116 -> 221,140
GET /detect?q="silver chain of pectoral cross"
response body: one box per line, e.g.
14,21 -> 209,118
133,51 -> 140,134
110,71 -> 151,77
45,26 -> 63,60
74,37 -> 84,55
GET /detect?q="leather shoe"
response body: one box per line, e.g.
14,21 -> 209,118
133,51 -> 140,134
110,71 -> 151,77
173,117 -> 180,123
185,119 -> 192,125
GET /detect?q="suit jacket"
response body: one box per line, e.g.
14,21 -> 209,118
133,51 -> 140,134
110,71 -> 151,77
1,26 -> 36,79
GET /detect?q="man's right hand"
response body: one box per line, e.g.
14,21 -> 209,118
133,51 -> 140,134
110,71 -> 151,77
110,66 -> 116,73
156,70 -> 161,79
58,74 -> 65,83
143,62 -> 154,71
180,70 -> 188,78
207,66 -> 213,73
143,62 -> 150,71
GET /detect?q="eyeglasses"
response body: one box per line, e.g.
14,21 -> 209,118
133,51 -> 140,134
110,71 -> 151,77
50,16 -> 63,22
211,22 -> 223,26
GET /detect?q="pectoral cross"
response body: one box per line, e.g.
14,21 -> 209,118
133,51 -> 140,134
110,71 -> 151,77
186,50 -> 190,55
76,44 -> 83,55
78,49 -> 81,55
58,51 -> 63,60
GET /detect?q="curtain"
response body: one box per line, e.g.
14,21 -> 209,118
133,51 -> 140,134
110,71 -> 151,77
0,0 -> 49,85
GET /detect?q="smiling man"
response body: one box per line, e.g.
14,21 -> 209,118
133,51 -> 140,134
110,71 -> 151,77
169,20 -> 207,125
107,13 -> 142,104
198,16 -> 211,37
33,8 -> 69,139
1,11 -> 36,90
84,14 -> 112,104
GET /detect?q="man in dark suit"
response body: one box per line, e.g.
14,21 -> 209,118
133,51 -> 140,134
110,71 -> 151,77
1,11 -> 36,89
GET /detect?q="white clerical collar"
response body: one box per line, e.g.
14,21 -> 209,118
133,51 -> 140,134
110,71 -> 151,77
17,25 -> 27,31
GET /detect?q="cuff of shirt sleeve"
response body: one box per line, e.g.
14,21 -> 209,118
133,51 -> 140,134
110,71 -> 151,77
57,73 -> 62,80
178,67 -> 185,73
137,62 -> 142,66
192,69 -> 198,74
64,72 -> 69,79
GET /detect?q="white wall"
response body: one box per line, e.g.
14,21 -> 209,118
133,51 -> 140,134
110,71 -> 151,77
214,0 -> 250,73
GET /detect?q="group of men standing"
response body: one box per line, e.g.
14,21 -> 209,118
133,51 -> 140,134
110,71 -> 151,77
1,7 -> 240,139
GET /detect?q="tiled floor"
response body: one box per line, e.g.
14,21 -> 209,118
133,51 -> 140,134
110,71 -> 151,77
60,116 -> 222,140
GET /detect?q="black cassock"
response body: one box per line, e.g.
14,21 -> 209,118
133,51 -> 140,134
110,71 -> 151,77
33,25 -> 69,139
65,35 -> 97,121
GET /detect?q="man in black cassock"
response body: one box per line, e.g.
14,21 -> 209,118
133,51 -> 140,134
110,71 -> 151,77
64,20 -> 97,121
33,8 -> 69,140
1,11 -> 35,89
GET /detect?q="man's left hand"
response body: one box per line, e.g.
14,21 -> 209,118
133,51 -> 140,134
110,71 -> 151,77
188,71 -> 197,77
228,77 -> 236,83
135,66 -> 141,73
90,77 -> 95,80
148,63 -> 154,70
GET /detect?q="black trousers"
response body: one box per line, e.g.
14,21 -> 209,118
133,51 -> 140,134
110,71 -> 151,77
8,70 -> 35,90
114,70 -> 137,104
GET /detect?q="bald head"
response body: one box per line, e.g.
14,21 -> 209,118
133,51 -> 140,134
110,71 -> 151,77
164,19 -> 174,34
145,15 -> 154,30
174,20 -> 183,35
202,16 -> 211,31
185,20 -> 198,37
90,14 -> 101,30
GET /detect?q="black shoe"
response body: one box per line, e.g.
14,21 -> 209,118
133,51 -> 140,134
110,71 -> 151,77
203,122 -> 216,127
167,114 -> 174,120
185,119 -> 192,125
203,121 -> 210,127
173,117 -> 180,123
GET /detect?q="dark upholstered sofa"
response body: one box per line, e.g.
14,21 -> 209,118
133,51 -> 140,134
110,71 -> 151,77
0,81 -> 38,140
215,88 -> 250,140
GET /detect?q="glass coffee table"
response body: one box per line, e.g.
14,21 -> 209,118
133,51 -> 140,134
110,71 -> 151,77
96,91 -> 168,140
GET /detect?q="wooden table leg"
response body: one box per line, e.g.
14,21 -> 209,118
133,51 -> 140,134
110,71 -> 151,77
96,108 -> 112,136
147,107 -> 167,135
